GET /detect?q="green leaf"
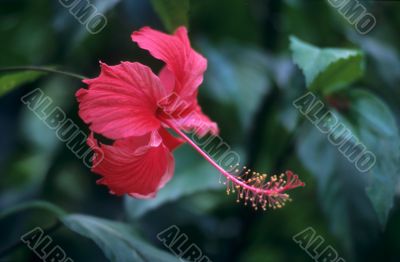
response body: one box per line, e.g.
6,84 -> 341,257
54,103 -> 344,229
61,214 -> 180,262
150,0 -> 189,32
125,146 -> 222,219
297,125 -> 380,259
290,36 -> 364,94
0,71 -> 46,97
0,200 -> 66,221
320,157 -> 380,260
345,89 -> 400,226
296,90 -> 399,256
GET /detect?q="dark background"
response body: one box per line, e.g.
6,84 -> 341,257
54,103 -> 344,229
0,0 -> 400,261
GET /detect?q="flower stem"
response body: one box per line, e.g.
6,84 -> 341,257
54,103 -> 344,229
0,66 -> 86,80
163,119 -> 295,196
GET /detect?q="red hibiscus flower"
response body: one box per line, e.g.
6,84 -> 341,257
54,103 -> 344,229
76,26 -> 304,209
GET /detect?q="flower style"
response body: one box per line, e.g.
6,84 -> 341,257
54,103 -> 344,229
76,26 -> 304,209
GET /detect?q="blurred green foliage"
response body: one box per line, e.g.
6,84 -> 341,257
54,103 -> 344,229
1,0 -> 400,261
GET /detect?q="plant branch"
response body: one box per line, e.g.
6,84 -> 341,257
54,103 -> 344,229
0,66 -> 86,80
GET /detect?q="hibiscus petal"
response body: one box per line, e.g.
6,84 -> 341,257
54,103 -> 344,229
174,105 -> 219,137
158,66 -> 175,94
158,127 -> 185,151
131,26 -> 207,99
88,131 -> 174,198
77,61 -> 169,139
